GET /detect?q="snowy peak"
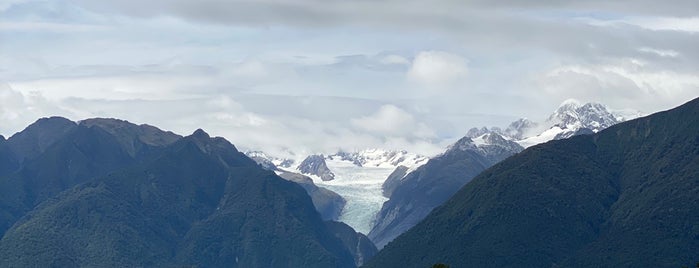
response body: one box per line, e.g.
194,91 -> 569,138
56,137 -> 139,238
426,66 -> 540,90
245,148 -> 427,172
504,118 -> 538,140
447,132 -> 523,157
327,149 -> 428,169
298,154 -> 335,181
446,136 -> 478,153
547,100 -> 618,133
244,150 -> 295,169
469,99 -> 636,148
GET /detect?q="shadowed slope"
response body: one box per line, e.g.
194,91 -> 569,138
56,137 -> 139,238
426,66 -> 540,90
365,98 -> 699,268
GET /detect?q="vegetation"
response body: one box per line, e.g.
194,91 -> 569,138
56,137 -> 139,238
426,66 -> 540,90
0,118 -> 362,267
364,98 -> 699,267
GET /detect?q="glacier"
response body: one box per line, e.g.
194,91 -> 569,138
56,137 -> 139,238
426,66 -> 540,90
293,150 -> 427,234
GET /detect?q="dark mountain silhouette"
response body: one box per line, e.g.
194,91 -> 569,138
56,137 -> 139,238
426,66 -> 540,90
369,133 -> 523,248
326,221 -> 378,267
277,171 -> 346,221
0,118 -> 368,267
245,154 -> 347,221
0,117 -> 180,236
364,98 -> 699,268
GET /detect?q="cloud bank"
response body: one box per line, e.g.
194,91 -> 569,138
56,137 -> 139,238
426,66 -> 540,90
0,0 -> 697,156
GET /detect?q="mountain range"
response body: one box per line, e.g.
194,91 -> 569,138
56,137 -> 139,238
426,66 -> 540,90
0,117 -> 375,267
368,132 -> 524,249
368,100 -> 641,248
242,100 -> 640,249
0,98 -> 689,267
467,99 -> 642,148
364,97 -> 699,268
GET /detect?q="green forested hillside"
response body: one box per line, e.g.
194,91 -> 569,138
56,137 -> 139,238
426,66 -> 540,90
364,98 -> 699,268
0,120 -> 365,267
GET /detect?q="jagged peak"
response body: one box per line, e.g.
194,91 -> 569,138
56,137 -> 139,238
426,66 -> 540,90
557,98 -> 582,110
192,128 -> 210,139
182,129 -> 240,156
327,148 -> 427,168
482,132 -> 507,144
446,136 -> 477,153
507,117 -> 535,127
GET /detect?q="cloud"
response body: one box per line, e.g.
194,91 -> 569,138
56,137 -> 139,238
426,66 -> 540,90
379,55 -> 410,65
351,105 -> 435,139
623,17 -> 699,33
0,84 -> 71,136
0,0 -> 28,12
638,47 -> 679,58
1,0 -> 698,158
55,1 -> 699,28
407,51 -> 468,88
536,60 -> 699,112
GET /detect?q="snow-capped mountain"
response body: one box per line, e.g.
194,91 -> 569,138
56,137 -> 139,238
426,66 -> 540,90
298,154 -> 336,181
469,99 -> 642,148
245,148 -> 428,235
547,100 -> 618,133
327,149 -> 428,169
370,131 -> 524,248
466,118 -> 538,141
245,150 -> 295,169
246,149 -> 427,173
503,118 -> 538,140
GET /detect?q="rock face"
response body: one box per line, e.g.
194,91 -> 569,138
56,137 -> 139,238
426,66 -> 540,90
298,154 -> 336,181
245,150 -> 295,169
381,165 -> 409,198
325,221 -> 378,267
364,98 -> 699,268
369,133 -> 523,249
246,152 -> 345,220
0,117 -> 363,268
277,171 -> 346,221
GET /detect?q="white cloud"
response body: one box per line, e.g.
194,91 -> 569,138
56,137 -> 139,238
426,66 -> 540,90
351,105 -> 435,139
638,47 -> 679,58
624,17 -> 699,33
380,55 -> 410,65
1,0 -> 699,157
0,84 -> 71,136
407,51 -> 468,87
537,61 -> 699,112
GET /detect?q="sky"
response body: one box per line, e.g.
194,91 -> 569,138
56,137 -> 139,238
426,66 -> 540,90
1,0 -> 698,157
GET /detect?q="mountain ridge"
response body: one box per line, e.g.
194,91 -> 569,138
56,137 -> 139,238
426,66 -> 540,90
0,118 -> 372,267
368,132 -> 524,249
363,97 -> 699,268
